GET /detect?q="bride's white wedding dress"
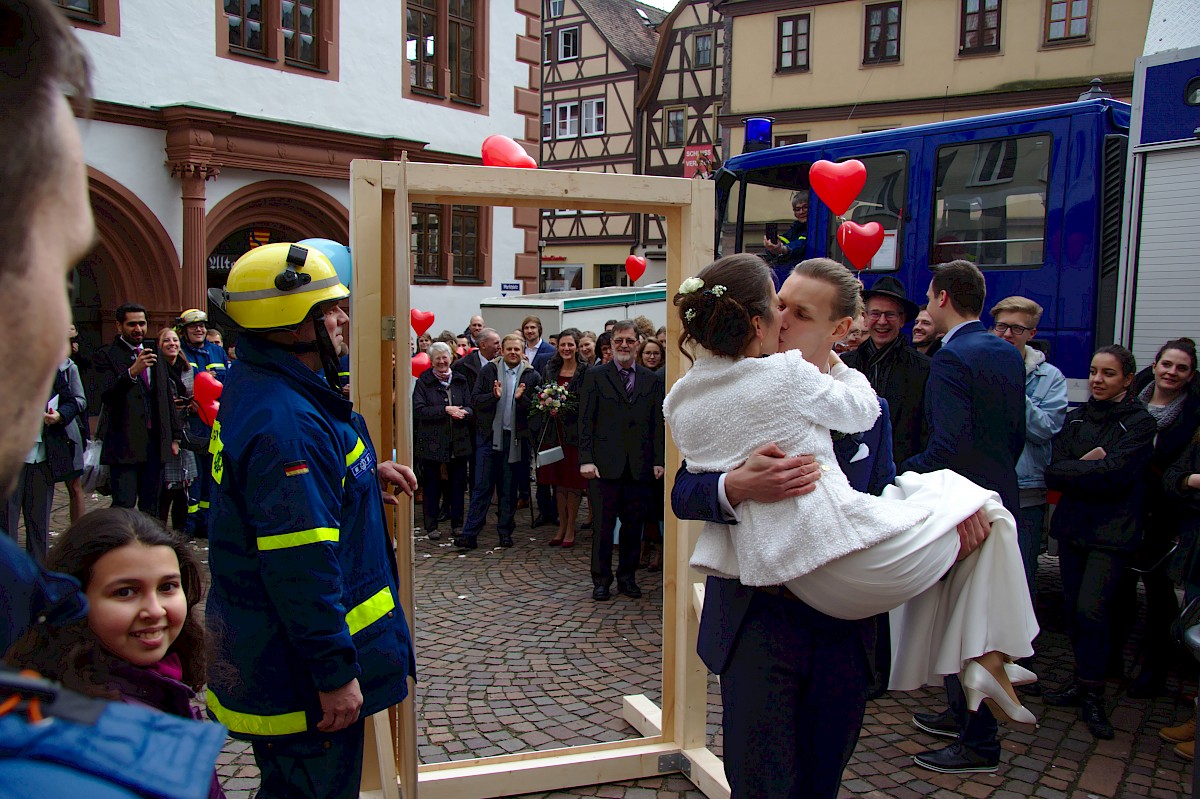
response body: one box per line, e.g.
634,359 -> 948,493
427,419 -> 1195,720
663,349 -> 1038,691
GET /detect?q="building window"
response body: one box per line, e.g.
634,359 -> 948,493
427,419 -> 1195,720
863,2 -> 901,64
543,31 -> 552,63
775,133 -> 808,147
556,102 -> 579,138
281,0 -> 318,65
405,0 -> 485,104
1045,0 -> 1089,42
694,32 -> 713,68
543,105 -> 553,140
226,0 -> 267,54
412,205 -> 485,284
713,104 -> 722,143
960,0 -> 1000,53
221,0 -> 333,74
665,107 -> 686,147
547,0 -> 563,18
54,0 -> 98,19
558,26 -> 579,60
777,14 -> 810,72
582,98 -> 605,136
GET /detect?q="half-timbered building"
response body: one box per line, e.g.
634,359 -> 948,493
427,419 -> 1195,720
540,0 -> 667,291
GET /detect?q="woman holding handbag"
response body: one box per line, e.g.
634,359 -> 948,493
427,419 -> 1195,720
154,328 -> 196,533
533,329 -> 589,547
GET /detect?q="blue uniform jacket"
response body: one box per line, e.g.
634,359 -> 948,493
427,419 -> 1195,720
182,339 -> 230,443
673,398 -> 894,675
204,335 -> 415,740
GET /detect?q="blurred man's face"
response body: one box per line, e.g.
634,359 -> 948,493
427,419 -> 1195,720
865,297 -> 905,347
611,328 -> 638,368
522,321 -> 540,344
911,310 -> 936,345
184,321 -> 207,346
792,196 -> 809,225
2,96 -> 95,493
469,315 -> 483,337
478,334 -> 501,360
118,312 -> 148,345
502,339 -> 524,367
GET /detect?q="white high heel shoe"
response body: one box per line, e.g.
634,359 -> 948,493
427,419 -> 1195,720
963,661 -> 1037,727
1004,662 -> 1038,686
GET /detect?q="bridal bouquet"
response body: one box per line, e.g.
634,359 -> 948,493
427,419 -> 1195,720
530,382 -> 577,418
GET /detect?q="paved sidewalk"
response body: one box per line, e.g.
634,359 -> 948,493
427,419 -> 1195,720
13,487 -> 1199,798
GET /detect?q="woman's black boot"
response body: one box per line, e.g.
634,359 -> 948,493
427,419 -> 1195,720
1081,686 -> 1115,740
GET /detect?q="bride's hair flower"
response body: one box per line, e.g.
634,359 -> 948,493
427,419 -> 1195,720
709,284 -> 727,297
678,277 -> 704,295
684,309 -> 697,322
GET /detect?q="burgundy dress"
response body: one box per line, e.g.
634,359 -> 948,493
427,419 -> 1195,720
537,374 -> 589,491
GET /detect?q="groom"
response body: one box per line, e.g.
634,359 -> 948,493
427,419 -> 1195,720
673,261 -> 990,798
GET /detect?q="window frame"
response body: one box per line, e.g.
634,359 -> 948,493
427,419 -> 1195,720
403,0 -> 489,110
664,106 -> 687,147
558,26 -> 580,61
694,32 -> 713,68
959,0 -> 1001,55
776,13 -> 811,73
54,0 -> 120,35
547,0 -> 563,19
447,0 -> 477,103
581,98 -> 606,137
862,1 -> 902,66
543,104 -> 553,141
1043,0 -> 1091,45
556,101 -> 580,139
411,203 -> 489,285
217,0 -> 338,79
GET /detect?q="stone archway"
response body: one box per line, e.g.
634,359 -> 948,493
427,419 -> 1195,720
87,168 -> 182,330
206,180 -> 349,253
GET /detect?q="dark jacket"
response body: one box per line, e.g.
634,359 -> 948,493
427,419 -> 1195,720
528,340 -> 556,374
470,359 -> 540,447
1142,390 -> 1200,556
44,365 -> 86,482
1046,396 -> 1157,553
412,369 -> 474,462
900,321 -> 1026,513
844,336 -> 930,465
452,349 -> 489,397
577,361 -> 664,481
529,358 -> 588,448
93,336 -> 180,465
1165,439 -> 1200,585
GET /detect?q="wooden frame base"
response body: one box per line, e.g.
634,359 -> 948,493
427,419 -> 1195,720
349,158 -> 718,798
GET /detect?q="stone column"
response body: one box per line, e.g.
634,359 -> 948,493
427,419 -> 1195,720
171,162 -> 219,311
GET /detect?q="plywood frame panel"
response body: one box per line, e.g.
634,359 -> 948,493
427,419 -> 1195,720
349,159 -> 718,798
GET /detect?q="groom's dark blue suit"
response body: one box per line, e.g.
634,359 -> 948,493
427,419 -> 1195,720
672,398 -> 893,799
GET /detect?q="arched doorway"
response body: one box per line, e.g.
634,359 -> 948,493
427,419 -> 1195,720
205,180 -> 349,289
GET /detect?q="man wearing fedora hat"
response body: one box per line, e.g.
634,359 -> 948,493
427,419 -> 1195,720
843,275 -> 931,464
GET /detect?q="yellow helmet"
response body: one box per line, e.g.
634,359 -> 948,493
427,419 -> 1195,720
177,308 -> 208,328
208,243 -> 349,333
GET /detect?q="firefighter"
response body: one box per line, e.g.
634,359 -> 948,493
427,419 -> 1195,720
175,307 -> 229,537
203,242 -> 417,798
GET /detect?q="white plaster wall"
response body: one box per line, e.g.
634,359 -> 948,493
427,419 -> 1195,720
207,168 -> 351,211
73,0 -> 531,157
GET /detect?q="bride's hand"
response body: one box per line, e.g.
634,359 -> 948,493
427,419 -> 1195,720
955,508 -> 991,561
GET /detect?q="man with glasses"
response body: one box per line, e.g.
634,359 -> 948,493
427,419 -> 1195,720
763,190 -> 811,287
578,321 -> 664,601
843,275 -> 930,464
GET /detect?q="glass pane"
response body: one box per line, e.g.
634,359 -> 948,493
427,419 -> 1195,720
1069,17 -> 1087,36
246,20 -> 262,51
887,5 -> 899,22
1048,20 -> 1065,38
224,0 -> 240,14
797,33 -> 807,49
1070,0 -> 1088,17
781,20 -> 793,36
986,0 -> 998,7
228,17 -> 241,47
826,151 -> 908,271
282,1 -> 294,29
1049,1 -> 1066,21
780,51 -> 792,68
931,135 -> 1050,268
797,16 -> 808,33
868,7 -> 881,24
246,0 -> 261,21
299,6 -> 314,35
966,0 -> 979,11
299,35 -> 315,63
284,30 -> 294,56
885,39 -> 897,57
984,10 -> 997,27
797,51 -> 807,67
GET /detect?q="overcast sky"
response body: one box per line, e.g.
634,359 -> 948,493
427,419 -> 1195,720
639,0 -> 678,11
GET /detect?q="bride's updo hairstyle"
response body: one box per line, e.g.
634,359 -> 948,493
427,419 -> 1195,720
674,254 -> 772,362
792,258 -> 865,321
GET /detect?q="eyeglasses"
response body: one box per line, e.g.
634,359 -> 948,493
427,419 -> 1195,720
994,323 -> 1031,335
866,310 -> 900,321
612,337 -> 638,345
792,204 -> 809,211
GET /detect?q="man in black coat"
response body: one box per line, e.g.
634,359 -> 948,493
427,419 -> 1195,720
452,327 -> 500,392
456,334 -> 540,549
843,275 -> 930,464
92,302 -> 177,514
577,320 -> 664,601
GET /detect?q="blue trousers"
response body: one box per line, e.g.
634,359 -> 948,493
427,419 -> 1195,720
1015,503 -> 1046,602
461,432 -> 526,542
185,450 -> 214,537
251,719 -> 365,799
719,591 -> 869,799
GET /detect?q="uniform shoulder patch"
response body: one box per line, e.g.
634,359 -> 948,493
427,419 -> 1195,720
284,460 -> 310,478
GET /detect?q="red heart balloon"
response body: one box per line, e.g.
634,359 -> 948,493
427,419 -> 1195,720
411,352 -> 431,378
809,159 -> 867,216
193,371 -> 223,427
410,309 -> 435,336
624,255 -> 647,283
481,135 -> 537,169
837,221 -> 884,270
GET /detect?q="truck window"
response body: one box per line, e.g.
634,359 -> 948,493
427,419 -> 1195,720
931,134 -> 1051,268
825,151 -> 907,272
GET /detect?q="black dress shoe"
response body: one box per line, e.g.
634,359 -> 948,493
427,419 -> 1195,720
1127,669 -> 1166,699
617,581 -> 642,599
1081,691 -> 1115,740
426,529 -> 441,541
579,520 -> 592,530
1043,682 -> 1085,707
912,742 -> 998,774
912,709 -> 960,739
453,536 -> 477,550
592,585 -> 611,601
531,515 -> 549,528
498,535 -> 514,548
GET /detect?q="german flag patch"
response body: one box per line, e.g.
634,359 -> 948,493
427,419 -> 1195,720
284,461 -> 310,478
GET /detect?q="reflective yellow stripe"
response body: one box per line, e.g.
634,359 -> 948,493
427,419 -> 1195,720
198,500 -> 210,509
206,363 -> 224,370
345,438 -> 365,467
257,527 -> 339,552
210,420 -> 224,484
187,503 -> 200,514
345,587 -> 394,636
207,690 -> 307,737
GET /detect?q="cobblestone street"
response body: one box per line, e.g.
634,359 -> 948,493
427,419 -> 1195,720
16,487 -> 1199,798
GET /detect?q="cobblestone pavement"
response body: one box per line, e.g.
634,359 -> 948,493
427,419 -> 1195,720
15,487 -> 1199,798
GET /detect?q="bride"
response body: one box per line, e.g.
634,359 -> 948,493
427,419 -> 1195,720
662,254 -> 1039,725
